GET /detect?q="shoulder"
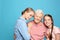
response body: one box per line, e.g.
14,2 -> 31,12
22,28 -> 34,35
53,26 -> 60,34
40,22 -> 47,32
53,26 -> 59,30
28,21 -> 34,25
27,21 -> 33,27
40,22 -> 47,28
17,18 -> 26,23
40,22 -> 45,26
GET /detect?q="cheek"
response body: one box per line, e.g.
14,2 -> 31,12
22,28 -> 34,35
49,21 -> 52,24
44,21 -> 47,24
34,16 -> 37,19
39,18 -> 42,21
48,20 -> 52,24
44,21 -> 48,25
27,14 -> 30,17
44,20 -> 52,26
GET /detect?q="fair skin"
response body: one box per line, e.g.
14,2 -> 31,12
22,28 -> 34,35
34,13 -> 43,23
55,33 -> 60,40
28,13 -> 43,33
44,16 -> 52,29
44,16 -> 60,40
22,11 -> 34,20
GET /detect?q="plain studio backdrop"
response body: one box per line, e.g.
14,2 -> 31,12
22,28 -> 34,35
0,0 -> 60,40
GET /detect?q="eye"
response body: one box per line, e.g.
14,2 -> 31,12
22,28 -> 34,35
48,19 -> 51,21
30,14 -> 33,16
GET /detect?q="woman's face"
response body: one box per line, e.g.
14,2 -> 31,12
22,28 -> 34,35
34,13 -> 43,23
25,11 -> 34,20
44,16 -> 52,27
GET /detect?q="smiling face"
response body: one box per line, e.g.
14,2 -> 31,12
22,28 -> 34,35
44,16 -> 53,28
25,11 -> 34,20
34,10 -> 44,23
34,13 -> 43,23
22,8 -> 35,20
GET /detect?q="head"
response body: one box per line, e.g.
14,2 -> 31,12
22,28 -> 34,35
43,14 -> 54,28
22,8 -> 35,20
34,9 -> 44,23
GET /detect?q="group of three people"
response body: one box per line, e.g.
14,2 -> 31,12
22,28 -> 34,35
14,8 -> 60,40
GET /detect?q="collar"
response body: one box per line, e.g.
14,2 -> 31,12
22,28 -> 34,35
19,16 -> 26,22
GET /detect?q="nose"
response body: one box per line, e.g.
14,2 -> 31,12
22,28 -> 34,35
29,16 -> 32,19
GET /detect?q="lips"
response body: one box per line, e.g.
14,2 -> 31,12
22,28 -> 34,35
46,23 -> 50,26
36,19 -> 40,21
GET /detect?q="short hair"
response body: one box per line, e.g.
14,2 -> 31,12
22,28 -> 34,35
35,9 -> 44,16
35,9 -> 43,14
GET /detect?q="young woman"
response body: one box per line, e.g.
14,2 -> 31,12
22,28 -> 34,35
43,14 -> 60,40
14,8 -> 35,40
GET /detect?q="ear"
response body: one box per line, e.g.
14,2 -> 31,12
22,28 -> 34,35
24,12 -> 28,17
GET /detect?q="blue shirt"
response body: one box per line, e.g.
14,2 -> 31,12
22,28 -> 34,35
14,17 -> 30,40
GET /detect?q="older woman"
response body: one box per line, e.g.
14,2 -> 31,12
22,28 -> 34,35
28,9 -> 47,40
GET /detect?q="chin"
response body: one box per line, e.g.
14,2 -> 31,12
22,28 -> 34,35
25,18 -> 28,20
35,21 -> 39,23
46,24 -> 50,27
26,18 -> 30,20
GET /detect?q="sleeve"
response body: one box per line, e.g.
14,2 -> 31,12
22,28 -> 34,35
16,20 -> 30,40
14,27 -> 19,40
54,26 -> 60,34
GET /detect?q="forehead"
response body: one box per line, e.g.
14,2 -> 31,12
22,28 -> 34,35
44,16 -> 51,19
28,11 -> 34,14
35,13 -> 43,17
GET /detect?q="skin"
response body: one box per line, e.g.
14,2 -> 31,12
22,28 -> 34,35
44,16 -> 52,29
34,13 -> 43,23
55,33 -> 60,40
14,34 -> 16,40
22,11 -> 34,20
44,16 -> 60,40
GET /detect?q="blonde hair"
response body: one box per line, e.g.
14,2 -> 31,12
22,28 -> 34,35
22,8 -> 35,15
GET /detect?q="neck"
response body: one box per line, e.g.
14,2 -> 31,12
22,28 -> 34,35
22,14 -> 26,19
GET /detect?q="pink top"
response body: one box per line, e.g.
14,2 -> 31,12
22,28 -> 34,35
30,21 -> 47,40
47,26 -> 60,40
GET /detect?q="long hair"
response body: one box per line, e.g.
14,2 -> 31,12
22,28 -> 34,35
43,14 -> 54,40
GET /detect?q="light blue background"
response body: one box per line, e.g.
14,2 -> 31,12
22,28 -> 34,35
0,0 -> 60,40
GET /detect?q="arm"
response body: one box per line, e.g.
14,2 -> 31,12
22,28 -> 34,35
14,34 -> 16,40
27,22 -> 32,34
55,33 -> 60,40
18,20 -> 30,40
45,29 -> 50,40
54,27 -> 60,40
14,20 -> 30,40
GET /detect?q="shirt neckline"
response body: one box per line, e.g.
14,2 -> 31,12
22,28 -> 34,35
19,16 -> 26,22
